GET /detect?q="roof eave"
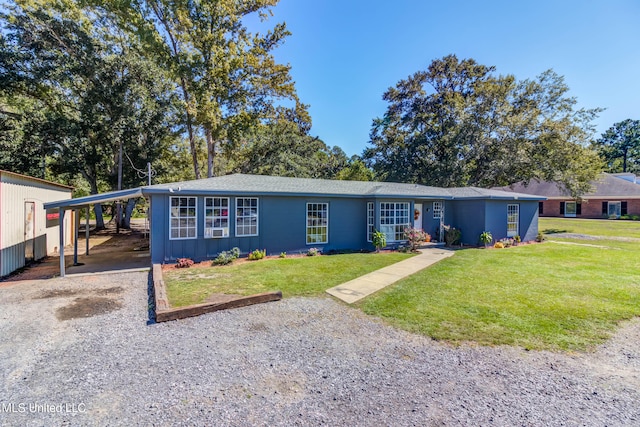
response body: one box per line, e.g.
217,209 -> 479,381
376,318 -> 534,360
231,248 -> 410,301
44,188 -> 144,210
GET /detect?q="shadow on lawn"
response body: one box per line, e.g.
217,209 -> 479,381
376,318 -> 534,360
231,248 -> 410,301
541,228 -> 568,234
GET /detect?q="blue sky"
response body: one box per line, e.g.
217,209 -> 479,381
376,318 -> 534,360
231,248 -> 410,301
253,0 -> 640,156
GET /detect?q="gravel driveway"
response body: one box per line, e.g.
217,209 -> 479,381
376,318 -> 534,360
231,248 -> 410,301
1,272 -> 639,426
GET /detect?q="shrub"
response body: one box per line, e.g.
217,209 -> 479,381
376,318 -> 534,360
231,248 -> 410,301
248,249 -> 266,261
444,225 -> 461,246
372,230 -> 387,252
176,258 -> 194,268
514,235 -> 521,244
536,232 -> 545,242
479,231 -> 493,247
500,238 -> 513,248
307,247 -> 319,257
212,247 -> 240,266
279,252 -> 287,258
403,227 -> 430,252
493,242 -> 504,249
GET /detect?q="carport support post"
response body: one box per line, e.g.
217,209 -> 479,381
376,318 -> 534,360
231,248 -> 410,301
59,208 -> 65,277
85,206 -> 90,255
73,209 -> 79,266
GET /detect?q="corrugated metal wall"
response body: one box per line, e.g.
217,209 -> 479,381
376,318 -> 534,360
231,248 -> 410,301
0,171 -> 72,277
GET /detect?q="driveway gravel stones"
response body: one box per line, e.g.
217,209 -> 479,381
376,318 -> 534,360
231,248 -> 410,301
1,272 -> 639,426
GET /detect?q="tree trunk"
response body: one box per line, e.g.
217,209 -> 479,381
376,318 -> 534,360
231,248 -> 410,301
180,82 -> 201,180
94,204 -> 105,229
86,174 -> 105,230
206,128 -> 215,178
121,198 -> 136,229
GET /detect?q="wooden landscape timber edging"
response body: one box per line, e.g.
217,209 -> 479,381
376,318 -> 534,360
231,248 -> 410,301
152,264 -> 282,322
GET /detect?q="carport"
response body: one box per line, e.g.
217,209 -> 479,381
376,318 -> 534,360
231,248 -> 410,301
43,188 -> 144,277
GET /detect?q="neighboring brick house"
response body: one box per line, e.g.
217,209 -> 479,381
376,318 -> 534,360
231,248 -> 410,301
493,173 -> 640,219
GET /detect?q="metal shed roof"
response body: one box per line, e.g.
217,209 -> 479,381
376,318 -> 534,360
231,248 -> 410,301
43,187 -> 143,210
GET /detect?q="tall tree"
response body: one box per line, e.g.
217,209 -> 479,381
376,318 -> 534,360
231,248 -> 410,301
0,1 -> 178,227
594,119 -> 640,173
101,0 -> 308,178
229,114 -> 352,179
364,55 -> 603,196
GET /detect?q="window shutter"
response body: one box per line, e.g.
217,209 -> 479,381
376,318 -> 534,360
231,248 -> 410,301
576,203 -> 582,215
602,202 -> 607,215
538,202 -> 544,215
622,201 -> 628,215
560,202 -> 564,215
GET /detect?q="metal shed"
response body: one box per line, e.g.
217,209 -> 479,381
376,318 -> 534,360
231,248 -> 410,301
0,170 -> 73,277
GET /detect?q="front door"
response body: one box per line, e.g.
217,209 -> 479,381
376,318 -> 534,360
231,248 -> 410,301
24,201 -> 35,261
413,203 -> 422,230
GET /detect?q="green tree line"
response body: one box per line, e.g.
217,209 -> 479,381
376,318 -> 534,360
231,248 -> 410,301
1,2 -> 629,228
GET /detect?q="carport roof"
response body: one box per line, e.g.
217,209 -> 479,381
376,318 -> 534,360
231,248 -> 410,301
43,187 -> 143,210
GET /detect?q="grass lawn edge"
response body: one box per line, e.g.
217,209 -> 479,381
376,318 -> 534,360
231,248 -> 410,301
152,263 -> 282,322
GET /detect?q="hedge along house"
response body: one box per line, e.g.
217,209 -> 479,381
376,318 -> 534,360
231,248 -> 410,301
494,173 -> 640,219
1,170 -> 73,277
142,174 -> 543,264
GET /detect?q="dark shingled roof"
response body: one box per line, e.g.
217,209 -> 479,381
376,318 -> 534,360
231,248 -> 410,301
493,173 -> 640,199
144,173 -> 543,200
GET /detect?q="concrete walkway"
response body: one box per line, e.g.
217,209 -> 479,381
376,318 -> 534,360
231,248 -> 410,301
326,246 -> 455,304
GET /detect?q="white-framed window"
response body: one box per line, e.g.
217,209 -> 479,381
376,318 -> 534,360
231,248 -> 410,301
608,201 -> 622,218
433,201 -> 443,219
170,196 -> 197,240
306,203 -> 328,244
236,197 -> 258,236
564,201 -> 577,218
507,204 -> 519,237
367,202 -> 375,242
204,197 -> 229,238
379,202 -> 410,242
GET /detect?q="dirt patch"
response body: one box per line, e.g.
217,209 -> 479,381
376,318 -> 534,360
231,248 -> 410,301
56,296 -> 122,321
204,293 -> 244,304
35,289 -> 81,299
95,286 -> 124,295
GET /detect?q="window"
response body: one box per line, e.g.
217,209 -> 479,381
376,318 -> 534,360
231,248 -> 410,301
170,197 -> 197,239
507,204 -> 519,237
433,201 -> 443,219
607,201 -> 622,218
367,202 -> 375,242
306,203 -> 328,244
564,201 -> 577,217
605,201 -> 628,216
379,202 -> 410,242
204,197 -> 229,238
236,198 -> 258,236
538,202 -> 544,215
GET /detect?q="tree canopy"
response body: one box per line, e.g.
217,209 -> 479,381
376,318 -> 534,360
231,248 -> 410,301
99,0 -> 309,179
594,119 -> 640,173
0,1 -> 179,226
364,55 -> 603,197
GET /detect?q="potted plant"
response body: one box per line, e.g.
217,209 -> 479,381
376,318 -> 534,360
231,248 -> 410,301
479,231 -> 492,248
372,229 -> 387,253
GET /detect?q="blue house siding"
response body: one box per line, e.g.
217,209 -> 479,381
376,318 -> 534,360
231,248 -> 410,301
449,200 -> 486,245
515,200 -> 539,242
440,199 -> 540,245
419,200 -> 446,239
150,194 -> 372,263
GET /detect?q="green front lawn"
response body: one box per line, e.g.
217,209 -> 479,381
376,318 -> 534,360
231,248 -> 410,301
359,241 -> 640,351
164,218 -> 640,352
164,252 -> 414,307
539,217 -> 640,238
